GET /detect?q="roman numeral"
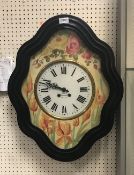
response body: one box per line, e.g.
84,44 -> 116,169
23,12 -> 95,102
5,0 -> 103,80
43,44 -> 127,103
62,106 -> 67,114
51,69 -> 57,77
71,68 -> 76,76
43,79 -> 51,83
77,95 -> 86,103
39,82 -> 46,85
39,79 -> 51,84
61,65 -> 66,74
80,87 -> 88,92
41,88 -> 48,92
43,96 -> 51,104
39,80 -> 51,85
77,77 -> 85,83
72,104 -> 78,110
51,103 -> 58,111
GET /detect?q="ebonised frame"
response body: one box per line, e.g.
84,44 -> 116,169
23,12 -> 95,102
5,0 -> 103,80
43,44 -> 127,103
8,14 -> 123,161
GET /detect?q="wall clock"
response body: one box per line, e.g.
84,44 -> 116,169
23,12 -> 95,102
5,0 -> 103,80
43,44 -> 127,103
8,14 -> 123,161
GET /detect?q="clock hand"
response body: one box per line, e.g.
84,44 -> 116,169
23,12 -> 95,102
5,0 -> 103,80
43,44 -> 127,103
45,81 -> 69,93
52,84 -> 69,93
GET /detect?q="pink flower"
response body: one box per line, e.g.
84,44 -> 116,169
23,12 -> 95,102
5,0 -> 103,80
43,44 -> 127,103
66,35 -> 80,55
82,51 -> 92,60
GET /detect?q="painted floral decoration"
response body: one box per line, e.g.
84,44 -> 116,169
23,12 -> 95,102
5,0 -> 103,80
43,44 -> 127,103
22,30 -> 109,149
66,35 -> 80,55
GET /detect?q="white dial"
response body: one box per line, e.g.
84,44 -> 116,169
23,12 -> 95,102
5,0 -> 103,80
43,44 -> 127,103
35,60 -> 95,119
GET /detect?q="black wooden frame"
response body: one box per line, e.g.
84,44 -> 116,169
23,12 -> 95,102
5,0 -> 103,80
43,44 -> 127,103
8,14 -> 123,161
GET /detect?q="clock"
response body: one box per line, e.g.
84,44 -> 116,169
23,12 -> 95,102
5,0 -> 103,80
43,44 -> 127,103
35,60 -> 95,120
8,14 -> 123,161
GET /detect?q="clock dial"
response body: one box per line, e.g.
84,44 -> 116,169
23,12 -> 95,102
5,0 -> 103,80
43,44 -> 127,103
35,60 -> 95,119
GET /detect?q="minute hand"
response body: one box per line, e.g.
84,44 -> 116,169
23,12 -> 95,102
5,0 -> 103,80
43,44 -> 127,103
51,84 -> 69,93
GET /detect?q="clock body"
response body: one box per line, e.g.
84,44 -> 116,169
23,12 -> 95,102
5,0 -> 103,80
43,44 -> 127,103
8,15 -> 123,161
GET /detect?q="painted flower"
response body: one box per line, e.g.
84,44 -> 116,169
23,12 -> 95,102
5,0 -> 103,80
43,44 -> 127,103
96,89 -> 106,105
73,118 -> 79,127
24,74 -> 33,96
82,51 -> 92,60
56,121 -> 72,145
29,96 -> 38,112
66,35 -> 80,55
82,109 -> 91,123
40,114 -> 54,135
32,59 -> 42,68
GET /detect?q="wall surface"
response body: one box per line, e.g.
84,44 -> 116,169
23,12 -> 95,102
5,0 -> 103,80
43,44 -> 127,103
127,0 -> 134,68
126,72 -> 134,175
126,0 -> 134,175
0,1 -> 119,175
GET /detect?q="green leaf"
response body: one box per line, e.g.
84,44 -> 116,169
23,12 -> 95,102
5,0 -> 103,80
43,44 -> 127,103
46,57 -> 50,62
60,50 -> 64,54
50,54 -> 55,58
51,132 -> 55,143
79,122 -> 90,132
73,55 -> 78,61
86,62 -> 90,66
58,30 -> 70,36
79,47 -> 84,54
77,130 -> 88,141
72,140 -> 78,147
65,142 -> 70,149
61,55 -> 66,60
76,122 -> 90,139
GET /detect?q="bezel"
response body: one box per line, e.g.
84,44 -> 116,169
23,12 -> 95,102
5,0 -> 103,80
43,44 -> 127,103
8,14 -> 123,161
34,59 -> 95,120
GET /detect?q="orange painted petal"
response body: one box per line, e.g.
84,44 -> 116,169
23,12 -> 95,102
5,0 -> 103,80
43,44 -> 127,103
29,97 -> 38,112
48,127 -> 53,134
65,136 -> 72,144
27,74 -> 33,93
56,137 -> 64,145
59,122 -> 71,135
82,109 -> 91,123
40,114 -> 54,129
73,118 -> 79,127
55,128 -> 64,137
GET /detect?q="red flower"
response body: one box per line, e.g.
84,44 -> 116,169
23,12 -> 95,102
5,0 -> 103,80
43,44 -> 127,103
82,51 -> 92,60
66,35 -> 80,55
